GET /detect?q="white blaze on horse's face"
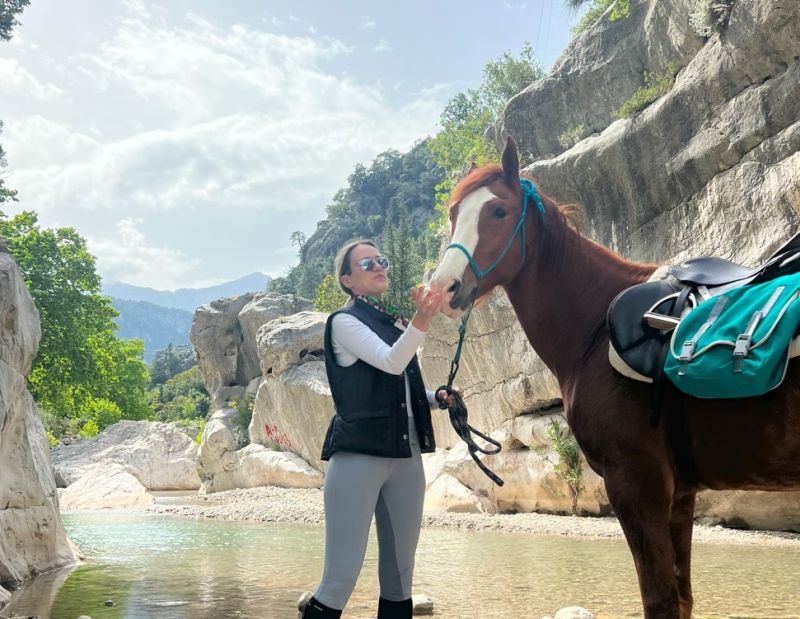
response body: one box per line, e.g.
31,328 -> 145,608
431,186 -> 497,308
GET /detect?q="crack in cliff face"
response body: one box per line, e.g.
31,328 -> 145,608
628,121 -> 799,241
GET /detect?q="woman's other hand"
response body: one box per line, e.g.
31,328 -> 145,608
410,285 -> 443,331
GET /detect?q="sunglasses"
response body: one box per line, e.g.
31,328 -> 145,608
357,255 -> 391,272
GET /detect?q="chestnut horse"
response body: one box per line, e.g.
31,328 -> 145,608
429,137 -> 800,618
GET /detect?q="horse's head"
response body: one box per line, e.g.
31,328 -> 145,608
431,136 -> 543,314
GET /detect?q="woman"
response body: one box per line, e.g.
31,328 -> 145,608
303,239 -> 451,619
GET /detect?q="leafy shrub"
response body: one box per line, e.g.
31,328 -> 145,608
571,0 -> 631,36
230,394 -> 255,446
615,63 -> 679,119
79,418 -> 100,439
543,417 -> 584,514
314,273 -> 348,313
194,418 -> 206,446
82,396 -> 124,430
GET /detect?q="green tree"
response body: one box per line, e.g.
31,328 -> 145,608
567,0 -> 631,35
382,204 -> 423,319
0,211 -> 150,435
428,43 -> 544,221
148,343 -> 197,388
148,365 -> 210,423
290,230 -> 307,259
276,141 -> 444,300
314,273 -> 348,313
0,0 -> 30,42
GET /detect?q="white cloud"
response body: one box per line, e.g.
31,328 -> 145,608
360,16 -> 376,29
374,39 -> 392,52
0,58 -> 63,100
3,116 -> 100,168
87,218 -> 204,289
3,8 -> 450,287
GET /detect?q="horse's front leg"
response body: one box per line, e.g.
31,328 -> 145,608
604,465 -> 682,618
670,489 -> 696,619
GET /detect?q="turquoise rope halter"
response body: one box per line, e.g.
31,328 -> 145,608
437,179 -> 545,487
446,178 -> 545,280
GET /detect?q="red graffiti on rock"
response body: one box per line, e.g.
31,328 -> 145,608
264,424 -> 292,448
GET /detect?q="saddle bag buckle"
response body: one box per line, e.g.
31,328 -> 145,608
733,310 -> 764,372
678,341 -> 696,376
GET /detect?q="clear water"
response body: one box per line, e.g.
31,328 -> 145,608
5,509 -> 800,619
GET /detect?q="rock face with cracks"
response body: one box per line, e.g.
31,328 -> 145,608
0,244 -> 78,597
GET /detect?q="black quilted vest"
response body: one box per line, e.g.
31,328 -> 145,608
320,298 -> 436,460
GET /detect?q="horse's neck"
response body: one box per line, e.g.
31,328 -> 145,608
504,225 -> 654,382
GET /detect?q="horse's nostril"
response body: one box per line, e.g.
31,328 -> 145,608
447,280 -> 461,295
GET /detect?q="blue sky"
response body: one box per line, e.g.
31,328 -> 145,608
1,0 -> 583,290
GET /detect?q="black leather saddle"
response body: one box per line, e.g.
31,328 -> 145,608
608,232 -> 800,381
671,232 -> 800,286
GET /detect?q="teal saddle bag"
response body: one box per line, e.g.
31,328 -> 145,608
664,272 -> 800,398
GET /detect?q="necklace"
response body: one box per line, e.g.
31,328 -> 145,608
356,295 -> 409,328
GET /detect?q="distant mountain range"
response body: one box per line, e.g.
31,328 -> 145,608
103,272 -> 271,312
105,272 -> 271,362
111,298 -> 193,363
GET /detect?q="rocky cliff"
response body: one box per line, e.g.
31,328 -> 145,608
193,0 -> 800,529
0,242 -> 78,600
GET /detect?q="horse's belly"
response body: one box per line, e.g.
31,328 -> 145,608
686,369 -> 800,489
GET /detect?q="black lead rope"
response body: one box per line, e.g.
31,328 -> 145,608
436,302 -> 505,487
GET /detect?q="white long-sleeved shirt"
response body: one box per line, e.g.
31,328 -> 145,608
330,313 -> 438,416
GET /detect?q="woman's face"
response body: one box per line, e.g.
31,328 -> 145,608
341,243 -> 389,298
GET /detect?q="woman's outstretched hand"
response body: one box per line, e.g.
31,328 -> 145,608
410,285 -> 443,331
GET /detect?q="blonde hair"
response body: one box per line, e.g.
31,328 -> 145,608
334,239 -> 377,297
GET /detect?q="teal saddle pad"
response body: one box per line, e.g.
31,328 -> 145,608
664,273 -> 800,399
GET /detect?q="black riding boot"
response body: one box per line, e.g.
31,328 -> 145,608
302,596 -> 342,618
377,597 -> 412,619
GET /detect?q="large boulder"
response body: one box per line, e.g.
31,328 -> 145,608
191,293 -> 256,409
256,311 -> 326,377
51,420 -> 201,490
250,361 -> 332,472
198,444 -> 323,494
59,464 -> 155,510
0,249 -> 77,588
240,294 -> 313,378
191,292 -> 312,410
424,412 -> 610,515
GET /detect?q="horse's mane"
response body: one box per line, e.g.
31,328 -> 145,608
449,164 -> 580,229
449,163 -> 654,279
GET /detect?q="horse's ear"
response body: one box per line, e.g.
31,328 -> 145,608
501,136 -> 520,187
468,161 -> 478,173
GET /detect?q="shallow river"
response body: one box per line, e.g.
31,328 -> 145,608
5,507 -> 800,618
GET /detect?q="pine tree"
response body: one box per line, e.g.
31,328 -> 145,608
382,204 -> 422,319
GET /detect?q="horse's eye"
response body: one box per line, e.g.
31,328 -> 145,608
493,207 -> 507,219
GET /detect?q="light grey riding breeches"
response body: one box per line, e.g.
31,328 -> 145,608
312,424 -> 425,609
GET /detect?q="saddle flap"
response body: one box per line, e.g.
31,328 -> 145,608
608,279 -> 677,379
